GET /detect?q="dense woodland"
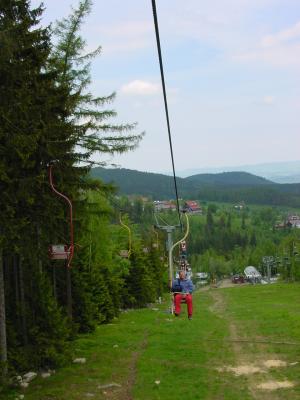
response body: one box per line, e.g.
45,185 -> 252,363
122,198 -> 300,283
0,0 -> 165,382
1,0 -> 300,389
188,205 -> 300,281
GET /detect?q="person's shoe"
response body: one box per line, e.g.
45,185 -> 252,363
188,315 -> 192,320
174,313 -> 179,317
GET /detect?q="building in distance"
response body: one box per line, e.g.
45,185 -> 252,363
286,215 -> 300,228
183,200 -> 202,214
153,200 -> 176,212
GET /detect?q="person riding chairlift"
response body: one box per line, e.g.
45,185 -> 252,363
172,270 -> 194,320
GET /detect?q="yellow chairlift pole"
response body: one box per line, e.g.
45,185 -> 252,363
119,213 -> 132,258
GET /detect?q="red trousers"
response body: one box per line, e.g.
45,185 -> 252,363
174,294 -> 193,316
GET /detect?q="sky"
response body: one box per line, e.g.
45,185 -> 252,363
31,0 -> 300,173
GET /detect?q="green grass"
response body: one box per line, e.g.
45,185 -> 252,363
222,284 -> 300,398
3,284 -> 300,399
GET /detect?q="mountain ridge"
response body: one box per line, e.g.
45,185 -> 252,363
173,160 -> 300,183
90,167 -> 300,208
185,171 -> 273,186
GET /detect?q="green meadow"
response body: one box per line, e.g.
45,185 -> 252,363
4,283 -> 300,400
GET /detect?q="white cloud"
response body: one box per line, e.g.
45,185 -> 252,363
233,20 -> 300,68
120,80 -> 160,96
263,95 -> 275,105
261,21 -> 300,47
234,44 -> 300,68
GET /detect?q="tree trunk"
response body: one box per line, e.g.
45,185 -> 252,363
0,249 -> 8,376
13,255 -> 20,304
53,266 -> 57,300
13,254 -> 21,334
36,225 -> 43,274
66,264 -> 72,320
19,257 -> 28,346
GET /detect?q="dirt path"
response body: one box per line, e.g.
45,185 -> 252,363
123,332 -> 148,400
106,331 -> 148,400
217,278 -> 248,289
200,278 -> 249,292
209,289 -> 293,400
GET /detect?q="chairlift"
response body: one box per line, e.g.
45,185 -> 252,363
48,163 -> 74,268
119,213 -> 131,258
152,227 -> 159,248
49,245 -> 70,260
180,240 -> 187,254
119,249 -> 129,258
169,213 -> 191,314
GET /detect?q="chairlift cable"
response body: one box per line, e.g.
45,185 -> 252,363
151,0 -> 182,230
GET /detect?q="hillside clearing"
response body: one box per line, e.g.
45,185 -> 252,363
4,283 -> 300,400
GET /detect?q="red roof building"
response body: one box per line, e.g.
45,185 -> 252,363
184,201 -> 202,214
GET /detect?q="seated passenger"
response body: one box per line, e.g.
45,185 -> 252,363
172,270 -> 194,320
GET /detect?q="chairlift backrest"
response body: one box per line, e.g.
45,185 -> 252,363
48,164 -> 74,268
120,249 -> 129,258
49,245 -> 70,260
180,241 -> 187,252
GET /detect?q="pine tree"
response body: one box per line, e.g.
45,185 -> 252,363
205,207 -> 214,234
0,0 -> 70,376
0,0 -> 147,376
124,250 -> 156,308
241,213 -> 246,229
0,249 -> 7,377
51,0 -> 143,165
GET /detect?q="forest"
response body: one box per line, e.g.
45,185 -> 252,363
1,0 -> 300,392
0,0 -> 166,382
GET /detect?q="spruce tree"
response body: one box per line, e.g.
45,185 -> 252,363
0,0 -> 145,376
51,0 -> 143,164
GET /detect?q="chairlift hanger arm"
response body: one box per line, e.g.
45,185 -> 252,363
48,163 -> 74,268
154,213 -> 180,231
171,213 -> 190,254
119,213 -> 132,257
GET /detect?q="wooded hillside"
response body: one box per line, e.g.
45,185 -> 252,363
91,167 -> 300,207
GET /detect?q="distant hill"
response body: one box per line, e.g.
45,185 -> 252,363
269,174 -> 300,184
176,160 -> 300,183
90,167 -> 300,207
90,167 -> 195,198
185,171 -> 273,186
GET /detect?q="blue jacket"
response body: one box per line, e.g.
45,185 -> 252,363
172,278 -> 194,294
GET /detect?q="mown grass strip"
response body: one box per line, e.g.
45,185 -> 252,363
3,284 -> 300,400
